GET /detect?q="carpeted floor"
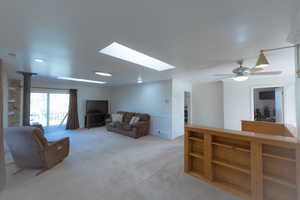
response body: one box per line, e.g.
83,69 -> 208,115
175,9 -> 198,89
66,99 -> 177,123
0,127 -> 241,200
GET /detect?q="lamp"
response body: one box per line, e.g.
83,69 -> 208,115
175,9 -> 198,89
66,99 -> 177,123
256,44 -> 299,69
255,51 -> 270,68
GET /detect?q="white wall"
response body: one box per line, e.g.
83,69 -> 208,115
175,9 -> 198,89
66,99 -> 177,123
192,81 -> 224,128
110,79 -> 193,140
31,80 -> 110,128
172,79 -> 192,139
110,80 -> 172,139
223,78 -> 296,130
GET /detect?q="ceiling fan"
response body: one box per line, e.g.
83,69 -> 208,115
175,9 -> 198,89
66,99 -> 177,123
214,60 -> 282,81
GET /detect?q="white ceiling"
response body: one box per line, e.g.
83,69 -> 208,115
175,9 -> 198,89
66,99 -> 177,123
0,0 -> 298,85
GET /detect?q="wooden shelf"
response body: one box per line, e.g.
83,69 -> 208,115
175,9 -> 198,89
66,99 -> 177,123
212,159 -> 250,175
262,153 -> 296,163
189,153 -> 203,159
263,175 -> 296,189
8,112 -> 15,116
212,142 -> 250,153
188,171 -> 206,180
213,180 -> 251,199
189,137 -> 204,142
185,124 -> 299,200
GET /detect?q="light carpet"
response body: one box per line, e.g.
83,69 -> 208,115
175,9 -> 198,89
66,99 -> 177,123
0,127 -> 241,200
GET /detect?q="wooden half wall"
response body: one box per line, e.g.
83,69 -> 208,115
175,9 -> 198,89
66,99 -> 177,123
241,120 -> 296,138
185,124 -> 300,200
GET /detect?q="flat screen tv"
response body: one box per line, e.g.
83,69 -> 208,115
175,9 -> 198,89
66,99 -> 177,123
259,91 -> 275,100
86,100 -> 108,114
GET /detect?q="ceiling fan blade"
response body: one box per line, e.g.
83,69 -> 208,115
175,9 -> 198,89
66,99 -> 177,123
216,75 -> 236,81
222,75 -> 236,79
250,71 -> 282,76
250,67 -> 264,72
213,74 -> 234,76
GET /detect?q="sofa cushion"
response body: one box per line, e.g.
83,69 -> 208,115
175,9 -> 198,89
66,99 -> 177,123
122,123 -> 133,131
123,112 -> 134,124
135,114 -> 150,121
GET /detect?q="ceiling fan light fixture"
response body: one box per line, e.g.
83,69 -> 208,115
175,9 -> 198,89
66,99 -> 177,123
255,51 -> 270,68
232,76 -> 248,82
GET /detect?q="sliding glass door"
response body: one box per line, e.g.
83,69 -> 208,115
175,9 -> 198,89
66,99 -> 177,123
30,91 -> 69,131
30,93 -> 48,126
49,93 -> 69,126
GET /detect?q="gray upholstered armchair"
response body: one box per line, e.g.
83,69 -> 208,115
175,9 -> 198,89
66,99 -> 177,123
5,127 -> 69,174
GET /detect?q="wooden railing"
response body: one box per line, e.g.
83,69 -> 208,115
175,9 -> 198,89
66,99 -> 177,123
184,123 -> 300,200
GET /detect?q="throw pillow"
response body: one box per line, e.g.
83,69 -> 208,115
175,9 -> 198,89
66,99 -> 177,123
134,117 -> 140,124
112,114 -> 123,122
129,116 -> 140,125
117,114 -> 123,122
129,117 -> 136,125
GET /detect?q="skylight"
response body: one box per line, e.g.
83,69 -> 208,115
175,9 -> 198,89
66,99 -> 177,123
99,42 -> 176,71
57,77 -> 106,84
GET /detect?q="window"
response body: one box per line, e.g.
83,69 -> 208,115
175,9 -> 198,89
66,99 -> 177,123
253,87 -> 284,123
49,93 -> 69,126
30,91 -> 70,129
30,93 -> 48,126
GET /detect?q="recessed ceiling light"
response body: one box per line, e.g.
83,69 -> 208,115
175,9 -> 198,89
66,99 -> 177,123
34,58 -> 45,63
99,42 -> 176,71
57,77 -> 106,84
95,72 -> 112,77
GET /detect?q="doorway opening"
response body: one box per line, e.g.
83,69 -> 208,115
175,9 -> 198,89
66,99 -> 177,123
184,91 -> 191,124
253,87 -> 284,123
30,91 -> 69,132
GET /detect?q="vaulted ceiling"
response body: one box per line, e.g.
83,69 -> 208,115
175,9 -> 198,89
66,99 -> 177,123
0,0 -> 298,85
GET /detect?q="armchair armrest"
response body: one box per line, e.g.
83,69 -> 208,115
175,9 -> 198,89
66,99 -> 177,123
132,121 -> 148,128
44,137 -> 70,168
47,137 -> 69,150
131,121 -> 150,138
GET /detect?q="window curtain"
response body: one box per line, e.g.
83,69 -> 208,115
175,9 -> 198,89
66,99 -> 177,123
66,89 -> 79,130
296,45 -> 300,133
0,60 -> 6,190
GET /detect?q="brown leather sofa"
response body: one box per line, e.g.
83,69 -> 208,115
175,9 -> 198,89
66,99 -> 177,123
5,127 -> 70,174
106,111 -> 150,138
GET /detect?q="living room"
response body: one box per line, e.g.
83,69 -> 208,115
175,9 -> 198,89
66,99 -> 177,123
1,0 -> 300,200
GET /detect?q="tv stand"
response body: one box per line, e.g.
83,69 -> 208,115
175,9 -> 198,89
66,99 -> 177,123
85,113 -> 106,128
